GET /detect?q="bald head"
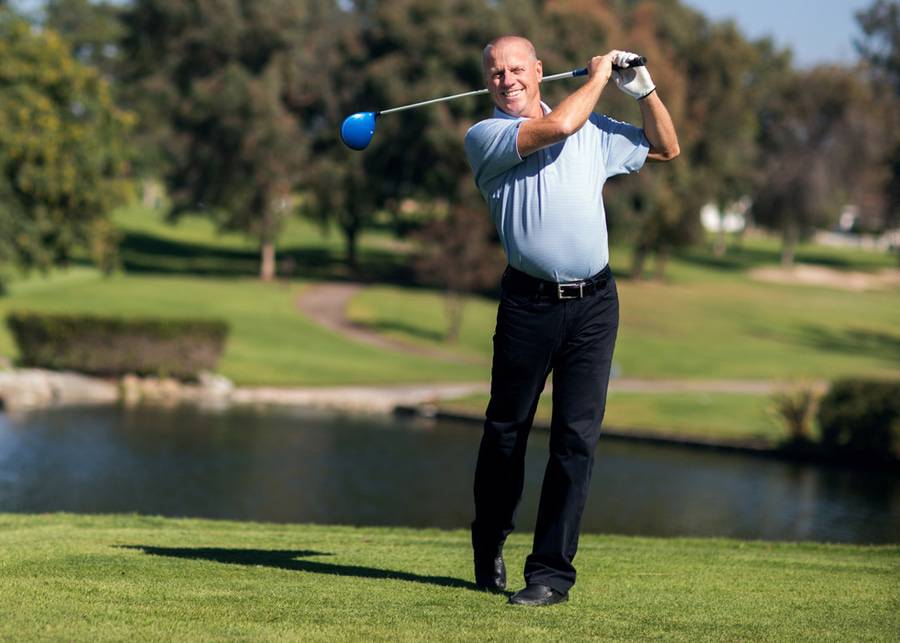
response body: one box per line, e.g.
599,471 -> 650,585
482,36 -> 537,71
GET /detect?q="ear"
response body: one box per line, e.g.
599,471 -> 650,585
535,59 -> 543,82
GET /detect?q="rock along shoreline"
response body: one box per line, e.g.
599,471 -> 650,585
0,368 -> 488,415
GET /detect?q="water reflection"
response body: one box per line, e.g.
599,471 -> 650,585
0,405 -> 896,544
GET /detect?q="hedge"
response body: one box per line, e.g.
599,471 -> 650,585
6,311 -> 229,380
817,379 -> 900,462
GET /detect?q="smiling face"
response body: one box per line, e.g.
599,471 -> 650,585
483,37 -> 543,119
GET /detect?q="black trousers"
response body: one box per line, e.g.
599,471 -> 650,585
472,265 -> 618,593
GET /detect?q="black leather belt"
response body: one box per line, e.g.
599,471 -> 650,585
503,265 -> 611,300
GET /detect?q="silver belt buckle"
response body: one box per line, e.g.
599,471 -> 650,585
557,281 -> 584,300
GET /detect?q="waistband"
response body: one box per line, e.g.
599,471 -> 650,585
502,265 -> 612,300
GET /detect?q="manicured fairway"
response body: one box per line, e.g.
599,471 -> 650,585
0,270 -> 486,385
348,275 -> 899,381
0,513 -> 897,641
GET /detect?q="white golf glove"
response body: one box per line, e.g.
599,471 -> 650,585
612,51 -> 656,100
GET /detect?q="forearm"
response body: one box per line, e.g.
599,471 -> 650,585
517,74 -> 610,156
639,92 -> 679,161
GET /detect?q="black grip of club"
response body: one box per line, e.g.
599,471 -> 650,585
615,55 -> 646,70
572,56 -> 647,76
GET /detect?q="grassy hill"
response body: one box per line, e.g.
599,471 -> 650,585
1,513 -> 897,641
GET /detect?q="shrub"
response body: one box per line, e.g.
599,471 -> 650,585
7,311 -> 229,380
817,379 -> 900,461
772,387 -> 817,442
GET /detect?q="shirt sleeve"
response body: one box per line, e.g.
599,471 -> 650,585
464,118 -> 523,190
592,114 -> 650,177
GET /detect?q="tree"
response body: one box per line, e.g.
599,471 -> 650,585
413,180 -> 504,343
752,67 -> 884,265
856,0 -> 900,95
0,8 -> 132,273
43,0 -> 125,80
856,0 -> 900,231
300,0 -> 502,270
120,0 -> 312,281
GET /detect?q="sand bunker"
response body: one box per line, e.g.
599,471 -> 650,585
749,264 -> 900,291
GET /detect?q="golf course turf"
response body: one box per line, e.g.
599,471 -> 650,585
1,513 -> 897,641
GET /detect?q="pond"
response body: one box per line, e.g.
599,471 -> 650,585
1,405 -> 897,544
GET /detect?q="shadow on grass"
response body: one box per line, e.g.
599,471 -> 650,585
118,232 -> 415,284
366,320 -> 447,343
747,323 -> 900,364
674,244 -> 894,274
674,246 -> 779,273
795,326 -> 900,362
120,545 -> 481,592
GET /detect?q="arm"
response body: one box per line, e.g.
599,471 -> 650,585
639,91 -> 680,161
610,52 -> 679,162
516,52 -> 619,157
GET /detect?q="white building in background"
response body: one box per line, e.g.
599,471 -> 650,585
816,204 -> 899,252
699,197 -> 751,233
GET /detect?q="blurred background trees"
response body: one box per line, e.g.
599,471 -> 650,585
0,5 -> 132,274
1,0 -> 897,281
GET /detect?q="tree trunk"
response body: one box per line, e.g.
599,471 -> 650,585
630,245 -> 648,279
444,291 -> 465,344
343,224 -> 358,272
260,239 -> 276,281
654,245 -> 669,280
713,226 -> 727,257
781,224 -> 797,267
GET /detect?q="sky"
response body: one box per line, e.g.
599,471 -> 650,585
684,0 -> 871,67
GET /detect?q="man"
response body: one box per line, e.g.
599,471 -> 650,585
464,36 -> 679,606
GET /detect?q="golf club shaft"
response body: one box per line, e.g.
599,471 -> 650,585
378,57 -> 645,116
377,67 -> 600,115
379,68 -> 586,115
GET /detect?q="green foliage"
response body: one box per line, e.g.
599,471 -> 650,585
43,0 -> 126,78
855,0 -> 900,230
752,66 -> 886,263
772,386 -> 818,442
0,8 -> 133,272
6,310 -> 228,379
817,378 -> 900,460
856,0 -> 900,97
301,0 -> 502,268
120,0 -> 315,280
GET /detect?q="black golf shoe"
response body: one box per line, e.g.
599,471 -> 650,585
508,583 -> 568,606
474,553 -> 506,592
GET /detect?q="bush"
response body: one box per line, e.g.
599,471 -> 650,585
7,311 -> 229,380
817,379 -> 900,461
772,387 -> 817,442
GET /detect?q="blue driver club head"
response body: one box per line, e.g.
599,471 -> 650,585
340,111 -> 378,151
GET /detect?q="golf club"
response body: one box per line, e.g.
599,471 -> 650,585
340,56 -> 646,151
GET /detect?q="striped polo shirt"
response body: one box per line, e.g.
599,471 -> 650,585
464,103 -> 649,282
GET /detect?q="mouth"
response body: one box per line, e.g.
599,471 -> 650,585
501,88 -> 524,98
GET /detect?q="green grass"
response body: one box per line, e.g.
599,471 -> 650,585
0,271 -> 486,386
440,391 -> 784,444
111,205 -> 413,281
1,513 -> 896,641
349,272 -> 899,381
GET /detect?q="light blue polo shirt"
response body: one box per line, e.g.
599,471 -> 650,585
464,103 -> 649,282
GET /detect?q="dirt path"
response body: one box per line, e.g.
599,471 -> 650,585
295,281 -> 825,396
296,282 -> 484,365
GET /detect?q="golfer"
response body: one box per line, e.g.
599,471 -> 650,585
465,36 -> 679,606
